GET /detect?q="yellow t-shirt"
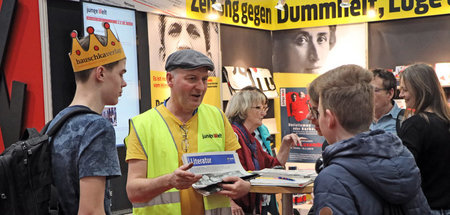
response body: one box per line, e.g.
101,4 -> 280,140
126,105 -> 240,215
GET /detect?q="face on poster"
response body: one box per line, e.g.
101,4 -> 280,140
272,23 -> 367,74
147,14 -> 221,108
83,2 -> 140,146
280,87 -> 325,163
148,14 -> 220,77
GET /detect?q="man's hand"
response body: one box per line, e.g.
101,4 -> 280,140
169,163 -> 202,190
230,199 -> 245,215
217,177 -> 251,199
127,160 -> 201,203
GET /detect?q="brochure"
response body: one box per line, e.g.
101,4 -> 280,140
182,151 -> 258,196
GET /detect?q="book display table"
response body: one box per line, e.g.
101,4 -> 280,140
250,184 -> 313,215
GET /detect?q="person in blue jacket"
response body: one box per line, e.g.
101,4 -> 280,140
311,65 -> 431,215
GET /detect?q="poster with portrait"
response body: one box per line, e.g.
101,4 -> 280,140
147,13 -> 221,108
280,87 -> 324,163
272,23 -> 366,151
272,23 -> 367,74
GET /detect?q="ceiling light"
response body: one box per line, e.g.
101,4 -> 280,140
212,0 -> 223,12
275,0 -> 286,11
340,0 -> 351,8
368,9 -> 377,18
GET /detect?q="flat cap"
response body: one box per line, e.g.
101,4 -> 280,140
165,49 -> 214,72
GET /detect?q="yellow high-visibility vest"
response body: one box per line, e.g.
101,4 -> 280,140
127,104 -> 231,215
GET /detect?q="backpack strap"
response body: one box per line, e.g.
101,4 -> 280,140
43,107 -> 96,214
42,106 -> 98,137
395,109 -> 405,134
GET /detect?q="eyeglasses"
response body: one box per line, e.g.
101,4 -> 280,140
373,87 -> 388,93
180,125 -> 189,153
306,100 -> 319,119
252,105 -> 269,112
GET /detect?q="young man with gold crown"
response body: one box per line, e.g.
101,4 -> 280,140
48,22 -> 127,214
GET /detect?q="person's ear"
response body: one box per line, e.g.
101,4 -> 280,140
94,66 -> 106,82
325,109 -> 336,129
388,88 -> 395,100
166,71 -> 174,87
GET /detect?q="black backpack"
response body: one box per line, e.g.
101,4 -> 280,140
0,107 -> 96,215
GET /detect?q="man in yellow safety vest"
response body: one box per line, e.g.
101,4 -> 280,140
125,49 -> 251,215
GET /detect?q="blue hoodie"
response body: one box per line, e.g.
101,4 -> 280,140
313,130 -> 431,215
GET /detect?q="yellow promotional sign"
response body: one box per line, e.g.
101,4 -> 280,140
186,0 -> 450,30
203,76 -> 222,108
150,70 -> 171,107
150,70 -> 221,108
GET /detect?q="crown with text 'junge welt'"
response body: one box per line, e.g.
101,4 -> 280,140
69,22 -> 126,72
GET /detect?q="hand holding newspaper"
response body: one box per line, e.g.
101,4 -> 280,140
182,151 -> 258,196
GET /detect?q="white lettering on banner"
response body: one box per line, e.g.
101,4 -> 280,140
187,157 -> 213,165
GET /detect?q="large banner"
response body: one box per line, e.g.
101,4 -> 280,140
147,14 -> 221,108
92,0 -> 450,30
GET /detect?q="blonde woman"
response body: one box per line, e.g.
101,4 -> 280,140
225,88 -> 302,215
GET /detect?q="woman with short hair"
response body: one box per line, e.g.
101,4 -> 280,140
225,88 -> 302,215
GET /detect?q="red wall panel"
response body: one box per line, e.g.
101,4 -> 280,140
0,0 -> 45,152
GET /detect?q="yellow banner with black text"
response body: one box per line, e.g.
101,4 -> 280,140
186,0 -> 450,30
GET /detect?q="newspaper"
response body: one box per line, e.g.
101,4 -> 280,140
250,168 -> 316,187
182,151 -> 258,196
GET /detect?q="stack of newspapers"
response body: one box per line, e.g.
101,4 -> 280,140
182,151 -> 259,196
250,169 -> 316,187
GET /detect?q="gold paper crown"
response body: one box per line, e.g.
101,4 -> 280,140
69,22 -> 126,72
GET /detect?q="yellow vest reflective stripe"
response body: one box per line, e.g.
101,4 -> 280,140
205,207 -> 232,215
132,191 -> 180,208
128,104 -> 231,214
